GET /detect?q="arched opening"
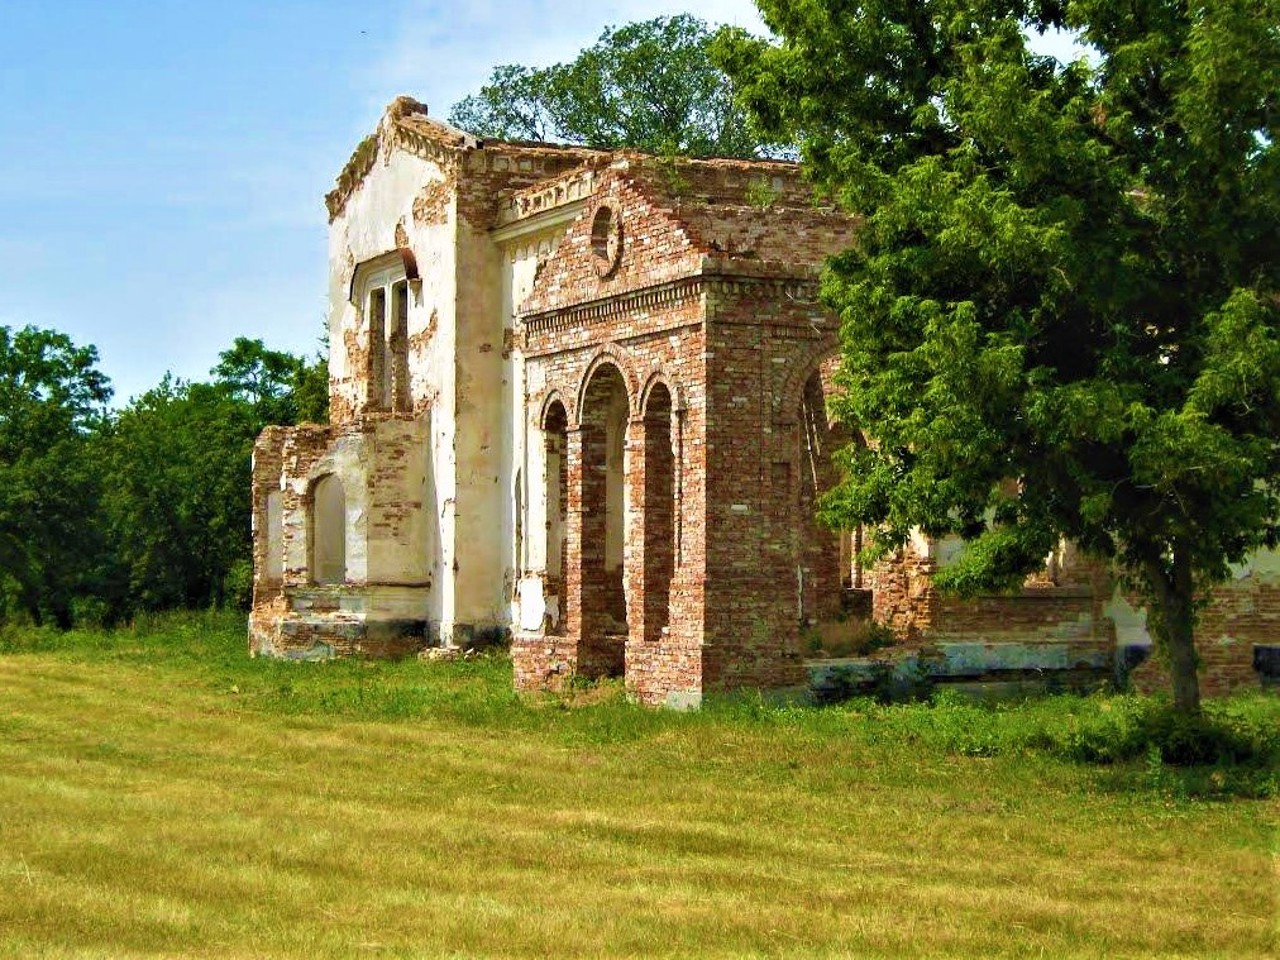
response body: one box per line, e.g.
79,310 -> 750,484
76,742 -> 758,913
543,400 -> 568,634
578,363 -> 629,676
642,382 -> 675,643
312,474 -> 347,585
798,370 -> 844,625
352,250 -> 417,414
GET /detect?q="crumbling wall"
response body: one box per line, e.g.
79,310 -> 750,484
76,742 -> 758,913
519,291 -> 707,705
248,416 -> 434,659
1112,552 -> 1280,696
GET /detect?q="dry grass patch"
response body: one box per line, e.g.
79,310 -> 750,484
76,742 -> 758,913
0,613 -> 1275,958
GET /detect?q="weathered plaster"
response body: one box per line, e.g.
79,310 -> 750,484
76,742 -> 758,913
250,97 -> 1277,702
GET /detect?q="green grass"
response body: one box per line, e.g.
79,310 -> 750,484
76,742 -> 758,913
1,612 -> 1276,958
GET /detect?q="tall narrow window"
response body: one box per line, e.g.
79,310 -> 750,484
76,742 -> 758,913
390,279 -> 410,412
351,249 -> 418,416
368,287 -> 387,411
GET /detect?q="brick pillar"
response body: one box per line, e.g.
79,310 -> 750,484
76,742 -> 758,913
567,421 -> 622,678
625,417 -> 649,652
626,396 -> 706,706
563,424 -> 589,664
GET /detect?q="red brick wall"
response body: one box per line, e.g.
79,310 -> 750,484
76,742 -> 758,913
1130,575 -> 1279,697
519,283 -> 708,704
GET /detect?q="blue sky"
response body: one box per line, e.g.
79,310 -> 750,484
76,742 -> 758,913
1,2 -> 1081,405
0,0 -> 766,403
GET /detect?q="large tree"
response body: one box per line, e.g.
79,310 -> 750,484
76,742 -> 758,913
718,0 -> 1279,713
0,327 -> 112,626
103,339 -> 327,613
449,14 -> 772,158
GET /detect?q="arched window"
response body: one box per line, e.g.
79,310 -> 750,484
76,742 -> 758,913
543,400 -> 568,633
351,250 -> 416,413
312,474 -> 347,584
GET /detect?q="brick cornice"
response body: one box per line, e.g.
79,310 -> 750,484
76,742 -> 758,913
520,272 -> 823,337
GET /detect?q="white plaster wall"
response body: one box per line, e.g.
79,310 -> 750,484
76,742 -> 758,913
502,228 -> 569,631
452,208 -> 507,631
329,147 -> 453,415
325,139 -> 588,639
328,141 -> 458,631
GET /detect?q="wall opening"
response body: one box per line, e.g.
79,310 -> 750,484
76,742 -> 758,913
389,279 -> 410,412
642,382 -> 675,643
351,250 -> 418,416
367,287 -> 387,411
543,400 -> 568,635
798,370 -> 844,624
264,490 -> 283,583
312,474 -> 348,585
579,363 -> 629,676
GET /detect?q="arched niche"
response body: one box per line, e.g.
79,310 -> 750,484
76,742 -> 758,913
312,474 -> 348,585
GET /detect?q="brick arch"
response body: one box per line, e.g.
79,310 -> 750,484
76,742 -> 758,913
774,335 -> 840,427
537,388 -> 573,430
639,368 -> 686,418
574,345 -> 641,427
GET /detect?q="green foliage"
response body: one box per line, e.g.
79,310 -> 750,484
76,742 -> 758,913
98,338 -> 328,614
290,351 -> 329,424
213,336 -> 327,425
719,0 -> 1280,713
449,15 -> 775,158
869,692 -> 1280,798
100,376 -> 260,611
0,325 -> 328,626
7,613 -> 1276,798
0,327 -> 112,627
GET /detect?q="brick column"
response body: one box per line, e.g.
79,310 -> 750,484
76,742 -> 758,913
563,425 -> 588,661
624,417 -> 649,650
566,422 -> 621,677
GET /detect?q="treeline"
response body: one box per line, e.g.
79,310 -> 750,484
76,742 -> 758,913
0,325 -> 326,628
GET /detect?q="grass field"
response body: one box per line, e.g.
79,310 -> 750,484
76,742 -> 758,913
1,612 -> 1276,958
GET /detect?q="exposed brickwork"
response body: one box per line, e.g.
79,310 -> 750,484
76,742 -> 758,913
249,415 -> 432,659
512,162 -> 859,700
869,551 -> 939,642
1129,576 -> 1280,696
253,95 -> 1276,705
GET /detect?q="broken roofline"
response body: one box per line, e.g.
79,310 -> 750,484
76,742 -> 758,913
325,95 -> 815,225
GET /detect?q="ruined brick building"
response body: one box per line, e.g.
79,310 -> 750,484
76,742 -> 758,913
249,97 -> 1277,705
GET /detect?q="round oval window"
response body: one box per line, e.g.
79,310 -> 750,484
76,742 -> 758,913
590,205 -> 623,278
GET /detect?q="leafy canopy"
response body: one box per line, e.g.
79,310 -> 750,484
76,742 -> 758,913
0,327 -> 112,626
718,0 -> 1279,711
0,326 -> 327,626
449,14 -> 774,158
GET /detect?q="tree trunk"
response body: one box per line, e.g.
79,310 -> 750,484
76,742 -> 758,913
1143,549 -> 1202,716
